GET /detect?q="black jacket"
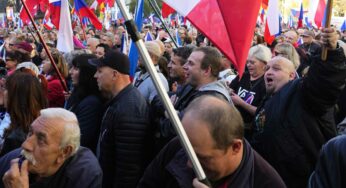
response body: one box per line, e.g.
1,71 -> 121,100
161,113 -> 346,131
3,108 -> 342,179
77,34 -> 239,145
0,147 -> 102,188
98,84 -> 154,188
308,135 -> 346,188
66,95 -> 104,153
138,138 -> 286,188
251,47 -> 346,188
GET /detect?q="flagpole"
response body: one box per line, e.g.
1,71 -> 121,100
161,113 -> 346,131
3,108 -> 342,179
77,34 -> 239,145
20,0 -> 68,92
147,0 -> 179,48
321,0 -> 333,61
116,0 -> 211,186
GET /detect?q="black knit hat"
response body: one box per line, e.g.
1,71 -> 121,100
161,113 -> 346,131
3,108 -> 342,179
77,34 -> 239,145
88,50 -> 130,75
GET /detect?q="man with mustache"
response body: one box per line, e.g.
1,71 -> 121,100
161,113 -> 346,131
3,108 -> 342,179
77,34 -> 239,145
0,108 -> 102,188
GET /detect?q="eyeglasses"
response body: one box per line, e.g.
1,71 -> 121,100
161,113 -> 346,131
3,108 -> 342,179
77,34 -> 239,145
5,58 -> 13,61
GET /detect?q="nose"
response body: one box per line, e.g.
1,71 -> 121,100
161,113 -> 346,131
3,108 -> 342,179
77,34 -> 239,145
94,72 -> 98,78
21,134 -> 34,152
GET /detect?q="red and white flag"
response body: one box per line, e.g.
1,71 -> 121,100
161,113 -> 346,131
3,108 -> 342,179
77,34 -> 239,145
308,0 -> 326,28
163,0 -> 261,77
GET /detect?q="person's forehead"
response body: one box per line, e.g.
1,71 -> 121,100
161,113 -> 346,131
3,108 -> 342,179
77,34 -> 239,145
188,51 -> 204,62
31,117 -> 63,139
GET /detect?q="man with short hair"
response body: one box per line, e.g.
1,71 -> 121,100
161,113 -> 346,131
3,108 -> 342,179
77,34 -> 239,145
183,46 -> 231,102
91,50 -> 153,188
133,41 -> 169,103
138,96 -> 286,188
100,32 -> 115,48
251,28 -> 346,188
0,108 -> 102,188
86,38 -> 100,54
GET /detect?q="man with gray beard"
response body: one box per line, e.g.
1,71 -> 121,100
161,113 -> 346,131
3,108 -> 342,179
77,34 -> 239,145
0,108 -> 102,188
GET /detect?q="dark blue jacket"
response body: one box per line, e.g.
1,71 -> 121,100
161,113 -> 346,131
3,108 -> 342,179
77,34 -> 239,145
251,47 -> 346,188
98,84 -> 154,188
66,95 -> 103,153
0,147 -> 102,188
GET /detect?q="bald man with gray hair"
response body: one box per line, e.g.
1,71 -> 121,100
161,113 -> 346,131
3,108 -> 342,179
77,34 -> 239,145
250,28 -> 346,188
0,108 -> 102,188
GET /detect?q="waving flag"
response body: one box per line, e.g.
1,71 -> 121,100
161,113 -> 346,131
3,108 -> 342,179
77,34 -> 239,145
162,2 -> 175,18
297,3 -> 303,28
164,0 -> 261,77
57,0 -> 73,53
341,20 -> 346,32
120,32 -> 128,55
287,16 -> 294,28
175,29 -> 182,47
128,0 -> 144,78
264,0 -> 279,45
19,0 -> 48,25
48,0 -> 61,29
308,0 -> 326,28
260,9 -> 265,23
144,32 -> 153,42
75,0 -> 102,30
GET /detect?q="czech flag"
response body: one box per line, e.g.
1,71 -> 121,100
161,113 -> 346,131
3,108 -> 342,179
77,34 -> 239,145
163,0 -> 261,78
74,0 -> 102,30
297,3 -> 303,28
308,0 -> 326,28
48,0 -> 61,29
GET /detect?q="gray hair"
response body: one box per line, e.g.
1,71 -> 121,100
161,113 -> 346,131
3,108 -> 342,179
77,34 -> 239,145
248,44 -> 272,63
40,108 -> 80,155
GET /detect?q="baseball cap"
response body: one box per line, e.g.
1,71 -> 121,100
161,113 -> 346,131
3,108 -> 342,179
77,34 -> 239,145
301,30 -> 315,38
88,50 -> 130,75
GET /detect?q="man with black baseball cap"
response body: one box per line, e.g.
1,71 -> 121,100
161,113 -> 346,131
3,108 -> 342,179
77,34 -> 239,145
89,50 -> 154,188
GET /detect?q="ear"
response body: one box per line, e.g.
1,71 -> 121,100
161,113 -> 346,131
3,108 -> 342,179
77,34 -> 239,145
203,66 -> 212,76
289,71 -> 296,80
229,139 -> 242,155
56,146 -> 73,164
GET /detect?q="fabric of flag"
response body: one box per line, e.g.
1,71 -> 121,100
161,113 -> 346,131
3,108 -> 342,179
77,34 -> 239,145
43,9 -> 54,30
48,0 -> 61,29
74,0 -> 102,30
90,0 -> 98,11
341,20 -> 346,32
144,32 -> 153,42
175,29 -> 182,47
164,0 -> 261,77
120,33 -> 128,55
262,0 -> 268,10
128,0 -> 144,79
287,16 -> 294,28
57,0 -> 73,53
19,0 -> 48,25
304,17 -> 312,29
162,2 -> 176,18
264,20 -> 275,45
297,3 -> 303,28
308,0 -> 326,28
260,9 -> 265,23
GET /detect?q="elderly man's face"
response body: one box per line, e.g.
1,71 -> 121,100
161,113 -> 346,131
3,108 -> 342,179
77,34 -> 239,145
21,116 -> 66,177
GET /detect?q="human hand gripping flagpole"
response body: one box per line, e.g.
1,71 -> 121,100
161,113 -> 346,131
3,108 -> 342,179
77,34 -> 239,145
20,0 -> 68,92
321,0 -> 333,61
116,0 -> 211,187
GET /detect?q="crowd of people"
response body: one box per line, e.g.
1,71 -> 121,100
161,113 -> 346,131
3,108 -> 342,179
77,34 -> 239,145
0,20 -> 345,188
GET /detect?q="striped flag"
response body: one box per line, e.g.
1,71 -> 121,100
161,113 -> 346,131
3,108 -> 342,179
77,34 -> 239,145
297,3 -> 303,28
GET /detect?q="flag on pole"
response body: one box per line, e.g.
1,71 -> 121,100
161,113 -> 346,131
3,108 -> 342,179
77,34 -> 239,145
164,0 -> 261,77
57,0 -> 74,53
175,29 -> 182,47
308,0 -> 326,28
341,20 -> 346,32
144,32 -> 153,42
74,0 -> 102,30
260,9 -> 265,23
287,16 -> 294,28
297,3 -> 303,28
48,0 -> 61,29
128,0 -> 144,78
120,32 -> 128,54
264,0 -> 279,45
162,2 -> 175,18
